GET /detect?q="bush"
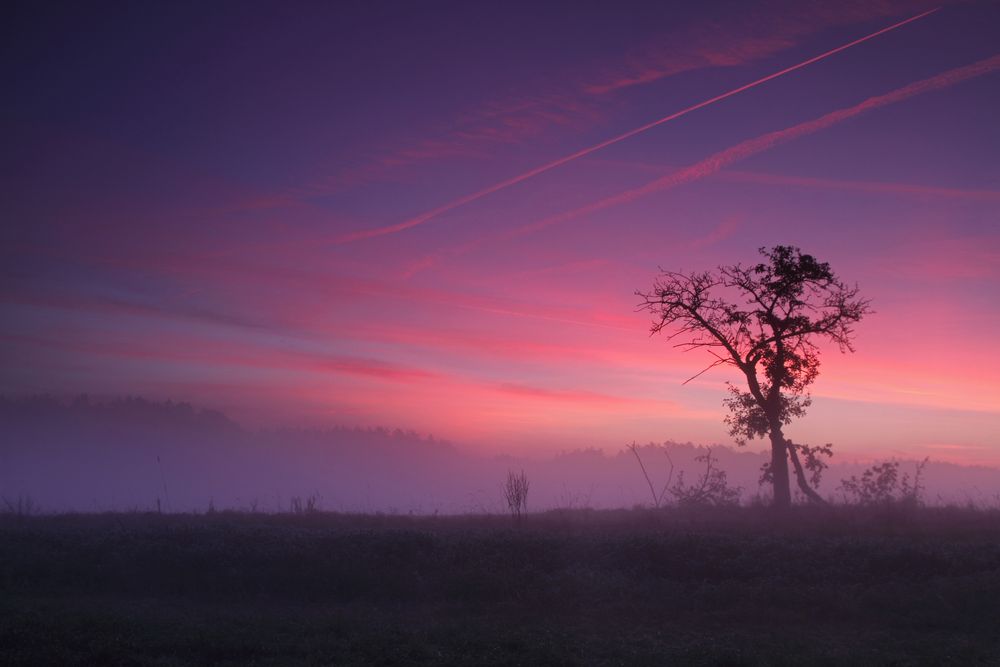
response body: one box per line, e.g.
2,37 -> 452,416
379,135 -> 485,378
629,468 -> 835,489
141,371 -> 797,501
669,449 -> 743,507
504,470 -> 530,519
839,458 -> 928,506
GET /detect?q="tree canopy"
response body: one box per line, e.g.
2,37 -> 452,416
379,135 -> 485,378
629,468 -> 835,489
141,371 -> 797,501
637,245 -> 872,507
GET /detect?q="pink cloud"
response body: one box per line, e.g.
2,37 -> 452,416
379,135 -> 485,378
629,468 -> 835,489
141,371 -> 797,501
3,328 -> 700,441
580,157 -> 1000,203
220,4 -> 948,234
582,1 -> 944,94
1,332 -> 443,385
288,1 -> 946,214
720,170 -> 1000,202
496,382 -> 658,408
584,36 -> 797,95
334,7 -> 941,245
511,53 -> 1000,237
875,237 -> 1000,281
4,255 -> 644,361
687,216 -> 743,250
284,91 -> 606,201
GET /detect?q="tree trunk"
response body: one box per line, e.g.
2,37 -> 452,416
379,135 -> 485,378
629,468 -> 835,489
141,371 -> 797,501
769,425 -> 791,508
786,440 -> 827,504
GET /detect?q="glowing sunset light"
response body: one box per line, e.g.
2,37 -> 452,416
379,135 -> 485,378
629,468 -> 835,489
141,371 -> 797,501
3,0 -> 999,467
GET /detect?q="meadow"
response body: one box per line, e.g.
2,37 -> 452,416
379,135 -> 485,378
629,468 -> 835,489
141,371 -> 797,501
3,506 -> 1000,666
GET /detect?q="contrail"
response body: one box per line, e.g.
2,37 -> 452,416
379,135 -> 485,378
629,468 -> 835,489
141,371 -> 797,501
511,53 -> 1000,237
337,7 -> 939,244
400,51 -> 1000,277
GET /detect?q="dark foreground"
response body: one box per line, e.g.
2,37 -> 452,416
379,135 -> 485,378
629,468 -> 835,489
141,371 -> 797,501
2,507 -> 1000,666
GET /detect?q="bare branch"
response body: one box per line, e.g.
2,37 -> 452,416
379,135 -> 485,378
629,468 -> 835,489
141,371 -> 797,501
638,245 -> 870,508
681,358 -> 729,386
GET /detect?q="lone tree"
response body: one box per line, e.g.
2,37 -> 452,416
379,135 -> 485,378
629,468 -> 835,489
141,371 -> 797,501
637,246 -> 871,508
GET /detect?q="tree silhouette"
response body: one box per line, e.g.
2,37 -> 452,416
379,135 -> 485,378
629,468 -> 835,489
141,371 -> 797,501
637,246 -> 871,508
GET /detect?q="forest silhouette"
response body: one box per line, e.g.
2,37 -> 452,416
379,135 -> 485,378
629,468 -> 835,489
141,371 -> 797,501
3,394 -> 997,514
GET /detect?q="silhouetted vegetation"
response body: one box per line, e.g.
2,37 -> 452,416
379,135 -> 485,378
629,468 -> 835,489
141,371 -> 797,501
503,469 -> 530,520
628,443 -> 742,507
289,493 -> 323,515
669,448 -> 743,507
3,507 -> 1000,664
839,458 -> 929,506
5,395 -> 999,513
638,246 -> 872,507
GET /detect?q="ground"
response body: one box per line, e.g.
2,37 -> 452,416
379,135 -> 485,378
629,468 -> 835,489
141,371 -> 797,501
2,506 -> 1000,665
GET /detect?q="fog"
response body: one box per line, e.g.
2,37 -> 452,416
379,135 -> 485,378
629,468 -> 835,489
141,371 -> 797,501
3,396 -> 998,514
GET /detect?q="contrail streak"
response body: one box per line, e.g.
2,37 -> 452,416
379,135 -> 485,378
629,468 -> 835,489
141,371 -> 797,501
510,53 -> 1000,236
400,51 -> 1000,278
337,7 -> 939,244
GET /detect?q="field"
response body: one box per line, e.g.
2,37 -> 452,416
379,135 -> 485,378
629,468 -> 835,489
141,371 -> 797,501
3,506 -> 1000,665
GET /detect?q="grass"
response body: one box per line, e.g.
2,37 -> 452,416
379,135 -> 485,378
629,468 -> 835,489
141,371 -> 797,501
3,506 -> 1000,665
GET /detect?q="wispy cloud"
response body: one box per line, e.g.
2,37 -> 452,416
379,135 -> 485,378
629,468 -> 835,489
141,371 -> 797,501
334,8 -> 940,244
585,157 -> 1000,203
1,331 -> 443,384
495,382 -> 672,409
322,1 -> 944,196
0,289 -> 271,333
687,216 -> 743,251
399,51 -> 1000,280
582,0 -> 943,94
509,53 -> 1000,237
285,92 -> 606,200
5,252 -> 640,340
720,170 -> 1000,202
876,236 -> 1000,281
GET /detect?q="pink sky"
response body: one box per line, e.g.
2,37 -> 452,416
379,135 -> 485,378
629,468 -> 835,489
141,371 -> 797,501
2,0 -> 999,464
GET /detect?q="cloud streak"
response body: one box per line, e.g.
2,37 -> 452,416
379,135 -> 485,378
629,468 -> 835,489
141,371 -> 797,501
512,53 -> 1000,236
583,157 -> 1000,203
719,170 -> 1000,202
335,8 -> 939,244
581,0 -> 942,95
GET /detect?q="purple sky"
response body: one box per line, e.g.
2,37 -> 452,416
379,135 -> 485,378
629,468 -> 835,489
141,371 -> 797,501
3,0 -> 999,463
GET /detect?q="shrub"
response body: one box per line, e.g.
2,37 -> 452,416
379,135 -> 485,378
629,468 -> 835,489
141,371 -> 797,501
503,470 -> 530,519
668,448 -> 743,507
290,493 -> 321,514
839,458 -> 929,506
1,494 -> 37,517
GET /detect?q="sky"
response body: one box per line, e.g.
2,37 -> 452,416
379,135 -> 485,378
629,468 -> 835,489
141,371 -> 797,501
2,0 -> 999,464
